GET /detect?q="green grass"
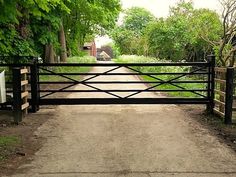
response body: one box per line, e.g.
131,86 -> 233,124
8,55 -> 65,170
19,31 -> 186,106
114,55 -> 206,98
0,136 -> 19,146
40,56 -> 96,81
0,136 -> 20,161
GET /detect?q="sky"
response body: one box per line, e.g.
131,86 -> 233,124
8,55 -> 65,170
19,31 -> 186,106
96,0 -> 222,47
121,0 -> 221,18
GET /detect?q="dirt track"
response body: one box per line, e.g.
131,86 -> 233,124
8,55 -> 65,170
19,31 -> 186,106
6,63 -> 236,177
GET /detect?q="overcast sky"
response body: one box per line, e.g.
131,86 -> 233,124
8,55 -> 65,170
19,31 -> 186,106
121,0 -> 221,17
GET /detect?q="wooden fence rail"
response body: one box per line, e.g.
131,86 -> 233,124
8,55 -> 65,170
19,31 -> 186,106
214,67 -> 234,124
12,67 -> 29,123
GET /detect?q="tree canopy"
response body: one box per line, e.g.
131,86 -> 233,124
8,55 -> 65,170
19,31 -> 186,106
111,1 -> 226,64
110,7 -> 155,55
211,0 -> 236,66
123,7 -> 155,35
1,0 -> 236,66
0,0 -> 121,62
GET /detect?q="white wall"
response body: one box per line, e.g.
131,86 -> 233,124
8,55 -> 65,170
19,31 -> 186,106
0,71 -> 6,103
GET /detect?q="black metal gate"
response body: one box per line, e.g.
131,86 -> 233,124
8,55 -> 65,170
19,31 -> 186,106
0,55 -> 215,113
30,56 -> 215,111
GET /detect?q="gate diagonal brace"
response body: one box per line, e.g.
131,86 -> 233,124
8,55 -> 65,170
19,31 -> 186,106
81,66 -> 121,82
39,67 -> 79,99
125,66 -> 207,98
39,66 -> 122,99
80,66 -> 123,98
82,83 -> 122,98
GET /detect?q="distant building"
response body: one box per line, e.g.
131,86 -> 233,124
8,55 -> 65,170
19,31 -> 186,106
96,50 -> 111,61
101,45 -> 113,58
96,45 -> 113,61
83,41 -> 97,57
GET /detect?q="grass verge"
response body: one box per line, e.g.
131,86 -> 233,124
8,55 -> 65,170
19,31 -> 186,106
114,55 -> 206,98
39,56 -> 96,81
0,136 -> 20,161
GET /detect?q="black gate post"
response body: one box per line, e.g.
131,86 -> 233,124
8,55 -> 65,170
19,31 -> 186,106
207,55 -> 215,114
12,67 -> 22,124
30,58 -> 40,112
224,67 -> 234,124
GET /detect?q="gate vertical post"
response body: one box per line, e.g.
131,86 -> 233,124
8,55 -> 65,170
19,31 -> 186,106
224,67 -> 234,124
12,67 -> 22,124
207,55 -> 215,114
30,58 -> 40,113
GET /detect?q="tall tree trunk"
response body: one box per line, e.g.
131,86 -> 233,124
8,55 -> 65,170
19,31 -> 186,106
44,45 -> 50,63
45,44 -> 55,63
59,22 -> 67,62
68,48 -> 71,57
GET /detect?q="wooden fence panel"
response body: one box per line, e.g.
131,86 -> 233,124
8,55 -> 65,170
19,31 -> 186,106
214,67 -> 234,124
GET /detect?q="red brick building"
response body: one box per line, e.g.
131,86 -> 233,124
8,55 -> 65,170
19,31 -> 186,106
83,41 -> 97,57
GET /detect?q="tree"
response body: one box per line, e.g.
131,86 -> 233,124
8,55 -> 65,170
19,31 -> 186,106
110,27 -> 136,54
64,0 -> 121,56
143,1 -> 194,61
59,22 -> 67,62
144,1 -> 221,62
0,0 -> 70,62
123,7 -> 155,35
202,0 -> 236,66
111,6 -> 155,55
0,0 -> 18,24
144,19 -> 167,58
216,0 -> 236,66
0,0 -> 121,63
190,9 -> 222,61
0,0 -> 35,56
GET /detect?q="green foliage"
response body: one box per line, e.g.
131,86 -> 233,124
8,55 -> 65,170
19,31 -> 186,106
40,56 -> 96,81
214,0 -> 236,66
64,0 -> 121,55
191,9 -> 222,43
110,27 -> 136,54
0,136 -> 19,146
106,43 -> 120,58
0,136 -> 20,161
110,7 -> 155,55
145,20 -> 169,58
189,8 -> 222,61
0,0 -> 66,56
123,7 -> 155,35
144,1 -> 222,61
0,0 -> 18,24
0,0 -> 121,60
144,13 -> 193,61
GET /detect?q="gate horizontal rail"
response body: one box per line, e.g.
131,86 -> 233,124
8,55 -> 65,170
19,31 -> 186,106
37,62 -> 210,67
37,80 -> 209,84
37,89 -> 209,92
38,72 -> 209,76
0,62 -> 209,67
39,98 -> 210,105
6,89 -> 209,93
